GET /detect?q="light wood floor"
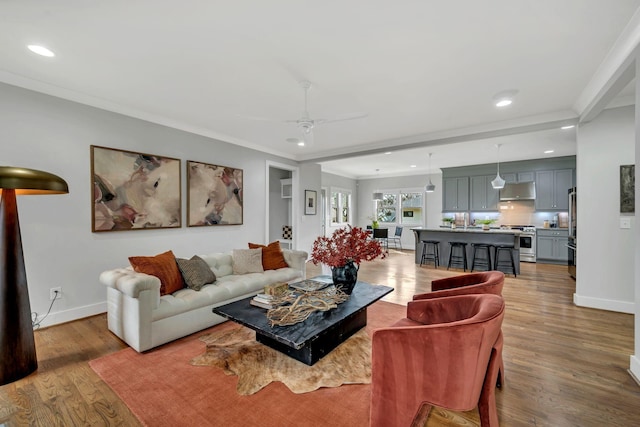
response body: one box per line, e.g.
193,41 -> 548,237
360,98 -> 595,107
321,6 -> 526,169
1,251 -> 639,426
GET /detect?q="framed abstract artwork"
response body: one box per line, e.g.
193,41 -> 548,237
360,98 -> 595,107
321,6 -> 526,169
620,164 -> 635,213
91,145 -> 181,232
305,190 -> 317,215
187,160 -> 243,226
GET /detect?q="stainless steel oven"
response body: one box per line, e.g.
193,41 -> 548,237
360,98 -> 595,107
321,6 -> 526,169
518,227 -> 536,263
504,225 -> 536,262
500,225 -> 536,262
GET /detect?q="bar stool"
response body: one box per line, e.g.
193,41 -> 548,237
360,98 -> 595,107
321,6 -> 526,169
447,242 -> 468,271
420,240 -> 440,268
471,243 -> 493,272
494,244 -> 516,277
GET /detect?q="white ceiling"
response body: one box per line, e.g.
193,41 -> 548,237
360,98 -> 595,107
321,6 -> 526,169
1,1 -> 639,178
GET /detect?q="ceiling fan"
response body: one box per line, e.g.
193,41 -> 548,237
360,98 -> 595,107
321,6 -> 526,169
285,80 -> 368,146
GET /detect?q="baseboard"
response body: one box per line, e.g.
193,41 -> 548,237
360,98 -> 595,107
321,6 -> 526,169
630,356 -> 640,386
573,293 -> 634,314
35,301 -> 107,328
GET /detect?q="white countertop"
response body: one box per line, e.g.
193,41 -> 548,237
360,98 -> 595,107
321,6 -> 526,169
413,227 -> 522,235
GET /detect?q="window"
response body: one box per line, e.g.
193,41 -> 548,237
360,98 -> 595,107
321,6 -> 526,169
331,189 -> 352,225
375,191 -> 424,224
340,192 -> 350,223
376,193 -> 397,223
400,192 -> 423,224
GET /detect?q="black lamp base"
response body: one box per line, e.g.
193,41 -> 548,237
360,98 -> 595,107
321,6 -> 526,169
0,189 -> 38,385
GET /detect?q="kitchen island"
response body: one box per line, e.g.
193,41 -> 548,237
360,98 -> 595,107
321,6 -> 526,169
412,227 -> 522,274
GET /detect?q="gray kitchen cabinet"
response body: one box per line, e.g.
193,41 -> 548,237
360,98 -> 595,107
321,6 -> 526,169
470,175 -> 499,211
504,171 -> 534,183
443,177 -> 469,211
535,169 -> 572,210
536,229 -> 569,262
517,171 -> 535,182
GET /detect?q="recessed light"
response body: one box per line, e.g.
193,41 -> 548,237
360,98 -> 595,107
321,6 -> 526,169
285,137 -> 305,147
561,125 -> 575,130
384,152 -> 392,155
492,89 -> 518,108
544,150 -> 554,154
410,165 -> 417,168
27,44 -> 55,57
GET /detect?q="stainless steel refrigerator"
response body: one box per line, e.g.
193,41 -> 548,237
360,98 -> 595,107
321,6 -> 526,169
568,187 -> 577,278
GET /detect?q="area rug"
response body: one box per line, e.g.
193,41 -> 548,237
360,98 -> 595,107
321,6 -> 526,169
190,327 -> 371,395
89,301 -> 407,427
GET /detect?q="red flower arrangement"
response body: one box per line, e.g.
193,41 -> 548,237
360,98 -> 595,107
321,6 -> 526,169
311,226 -> 386,268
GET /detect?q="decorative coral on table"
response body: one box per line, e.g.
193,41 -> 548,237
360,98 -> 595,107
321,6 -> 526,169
311,226 -> 386,294
311,226 -> 386,267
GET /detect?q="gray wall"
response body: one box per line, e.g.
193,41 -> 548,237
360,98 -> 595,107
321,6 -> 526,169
355,173 -> 444,249
575,105 -> 635,313
356,173 -> 443,228
0,82 -> 299,326
299,162 -> 323,253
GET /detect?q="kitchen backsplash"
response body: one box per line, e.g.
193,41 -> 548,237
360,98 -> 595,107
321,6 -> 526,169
450,200 -> 568,227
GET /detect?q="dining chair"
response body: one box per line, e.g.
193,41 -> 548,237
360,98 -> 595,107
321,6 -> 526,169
388,226 -> 403,250
372,228 -> 388,252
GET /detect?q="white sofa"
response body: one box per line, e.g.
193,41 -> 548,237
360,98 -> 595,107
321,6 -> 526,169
100,249 -> 308,352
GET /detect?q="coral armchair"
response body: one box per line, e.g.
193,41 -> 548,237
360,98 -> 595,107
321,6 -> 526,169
413,270 -> 506,388
413,271 -> 504,301
370,294 -> 505,427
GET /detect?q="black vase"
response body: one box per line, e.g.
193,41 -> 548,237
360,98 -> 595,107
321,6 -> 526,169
331,261 -> 359,294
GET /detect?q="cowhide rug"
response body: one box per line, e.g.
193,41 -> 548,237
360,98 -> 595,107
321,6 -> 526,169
190,326 -> 371,395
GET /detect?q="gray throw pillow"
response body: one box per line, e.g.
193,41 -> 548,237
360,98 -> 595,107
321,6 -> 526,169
176,255 -> 216,291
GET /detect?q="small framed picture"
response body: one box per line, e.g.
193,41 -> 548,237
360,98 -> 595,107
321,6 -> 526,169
305,190 -> 317,215
620,164 -> 635,213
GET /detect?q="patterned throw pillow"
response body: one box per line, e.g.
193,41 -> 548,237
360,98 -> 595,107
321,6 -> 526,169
128,250 -> 185,296
232,248 -> 264,274
176,255 -> 216,291
248,241 -> 289,270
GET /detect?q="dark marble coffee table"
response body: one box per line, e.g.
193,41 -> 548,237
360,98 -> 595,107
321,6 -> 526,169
212,279 -> 393,365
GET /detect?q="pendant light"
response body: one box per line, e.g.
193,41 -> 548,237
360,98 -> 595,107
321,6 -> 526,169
491,144 -> 506,189
425,153 -> 435,193
372,168 -> 384,200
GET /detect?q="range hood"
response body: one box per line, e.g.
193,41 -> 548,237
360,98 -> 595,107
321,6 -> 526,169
499,182 -> 536,201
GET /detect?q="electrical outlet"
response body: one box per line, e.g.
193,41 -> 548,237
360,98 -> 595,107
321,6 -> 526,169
50,287 -> 62,300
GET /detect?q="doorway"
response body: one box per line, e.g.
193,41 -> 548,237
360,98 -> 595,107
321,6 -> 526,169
265,161 -> 299,249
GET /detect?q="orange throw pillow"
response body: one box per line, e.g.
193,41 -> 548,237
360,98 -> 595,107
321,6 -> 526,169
129,250 -> 185,296
248,241 -> 289,270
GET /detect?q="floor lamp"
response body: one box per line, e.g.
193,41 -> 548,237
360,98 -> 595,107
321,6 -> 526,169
0,166 -> 68,385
